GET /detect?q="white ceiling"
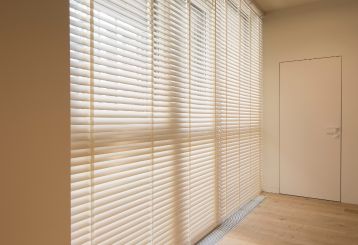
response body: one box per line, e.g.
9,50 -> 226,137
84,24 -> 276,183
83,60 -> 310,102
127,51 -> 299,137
254,0 -> 324,13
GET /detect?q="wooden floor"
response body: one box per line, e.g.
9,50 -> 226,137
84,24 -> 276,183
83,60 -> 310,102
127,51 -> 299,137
219,193 -> 358,245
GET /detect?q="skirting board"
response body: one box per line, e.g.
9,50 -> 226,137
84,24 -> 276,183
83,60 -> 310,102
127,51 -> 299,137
196,195 -> 265,245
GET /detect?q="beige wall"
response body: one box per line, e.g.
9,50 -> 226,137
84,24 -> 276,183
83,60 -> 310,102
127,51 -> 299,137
262,0 -> 358,204
0,1 -> 70,244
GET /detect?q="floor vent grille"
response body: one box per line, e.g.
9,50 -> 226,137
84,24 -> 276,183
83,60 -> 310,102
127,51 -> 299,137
196,195 -> 265,245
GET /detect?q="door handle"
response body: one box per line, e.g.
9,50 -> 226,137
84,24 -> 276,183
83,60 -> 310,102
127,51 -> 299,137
326,127 -> 341,138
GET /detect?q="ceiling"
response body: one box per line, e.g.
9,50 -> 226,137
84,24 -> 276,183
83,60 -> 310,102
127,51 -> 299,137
253,0 -> 324,13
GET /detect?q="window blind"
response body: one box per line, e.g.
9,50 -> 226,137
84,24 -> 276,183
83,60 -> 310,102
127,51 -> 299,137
152,0 -> 190,243
238,0 -> 262,206
215,0 -> 228,221
189,0 -> 217,242
225,0 -> 241,218
70,0 -> 262,244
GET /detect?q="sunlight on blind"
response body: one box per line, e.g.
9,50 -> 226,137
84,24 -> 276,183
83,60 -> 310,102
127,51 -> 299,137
189,0 -> 217,242
70,0 -> 262,244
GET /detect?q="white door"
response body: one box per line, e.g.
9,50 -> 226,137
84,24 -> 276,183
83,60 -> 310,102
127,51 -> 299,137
280,57 -> 341,201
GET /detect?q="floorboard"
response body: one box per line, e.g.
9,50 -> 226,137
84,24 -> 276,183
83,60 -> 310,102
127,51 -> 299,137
219,193 -> 358,245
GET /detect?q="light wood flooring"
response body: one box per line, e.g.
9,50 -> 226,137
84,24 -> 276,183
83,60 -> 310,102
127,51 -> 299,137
219,193 -> 358,245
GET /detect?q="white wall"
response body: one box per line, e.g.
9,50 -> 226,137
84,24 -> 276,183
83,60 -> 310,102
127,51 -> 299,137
262,0 -> 358,204
0,0 -> 70,244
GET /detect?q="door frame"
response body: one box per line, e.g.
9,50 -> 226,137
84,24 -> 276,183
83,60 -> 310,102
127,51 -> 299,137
278,55 -> 343,201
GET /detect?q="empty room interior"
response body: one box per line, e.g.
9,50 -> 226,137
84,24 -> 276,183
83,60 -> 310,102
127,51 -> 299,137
2,0 -> 358,244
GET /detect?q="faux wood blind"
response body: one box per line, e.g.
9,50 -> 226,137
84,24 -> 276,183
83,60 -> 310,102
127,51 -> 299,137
189,0 -> 217,242
70,0 -> 262,244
